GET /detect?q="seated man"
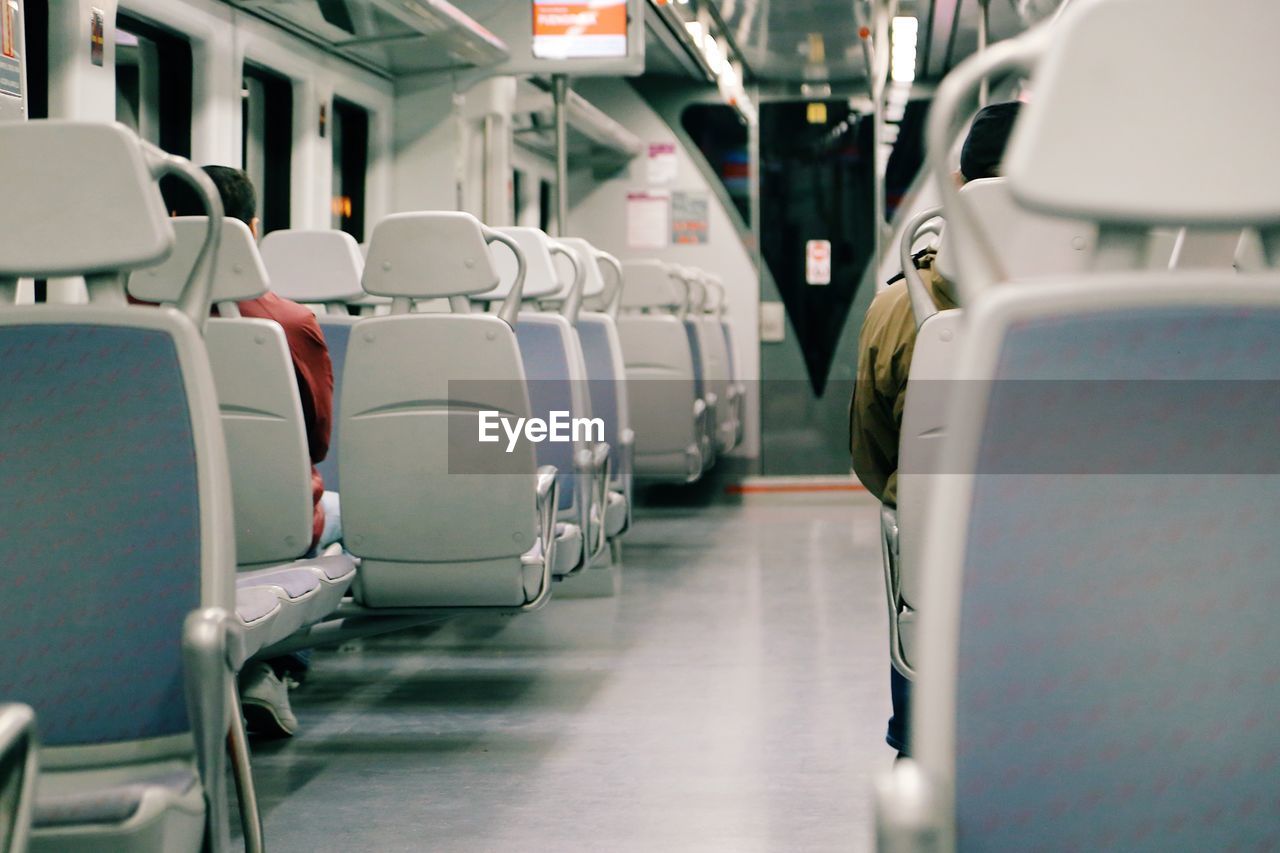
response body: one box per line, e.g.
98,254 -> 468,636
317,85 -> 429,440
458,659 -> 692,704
169,166 -> 338,736
849,101 -> 1021,756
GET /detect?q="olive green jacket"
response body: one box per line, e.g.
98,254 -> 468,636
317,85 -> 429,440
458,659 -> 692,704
849,252 -> 957,506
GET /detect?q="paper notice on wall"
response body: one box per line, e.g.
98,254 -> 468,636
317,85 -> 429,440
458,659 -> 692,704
805,239 -> 832,285
671,192 -> 709,245
646,142 -> 677,184
532,0 -> 628,59
627,190 -> 670,249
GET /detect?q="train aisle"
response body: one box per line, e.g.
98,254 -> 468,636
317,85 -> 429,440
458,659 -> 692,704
246,494 -> 892,852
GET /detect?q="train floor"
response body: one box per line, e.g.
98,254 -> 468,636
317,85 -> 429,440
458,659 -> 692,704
242,493 -> 894,852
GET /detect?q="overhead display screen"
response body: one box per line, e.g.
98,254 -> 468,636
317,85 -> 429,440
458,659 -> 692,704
532,1 -> 628,60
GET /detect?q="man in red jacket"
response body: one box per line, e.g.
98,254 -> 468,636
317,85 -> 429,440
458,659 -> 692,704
172,166 -> 338,736
198,166 -> 337,553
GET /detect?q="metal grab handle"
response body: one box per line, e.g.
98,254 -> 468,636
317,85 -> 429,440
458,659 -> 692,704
482,226 -> 528,328
530,466 -> 560,611
669,266 -> 691,319
685,274 -> 707,314
900,206 -> 945,330
595,250 -> 625,318
549,240 -> 586,326
142,144 -> 223,333
926,25 -> 1049,304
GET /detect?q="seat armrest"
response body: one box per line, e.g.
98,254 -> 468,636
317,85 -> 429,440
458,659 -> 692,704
536,465 -> 558,503
536,465 -> 559,558
619,428 -> 635,530
874,759 -> 947,853
574,443 -> 612,565
182,607 -> 234,853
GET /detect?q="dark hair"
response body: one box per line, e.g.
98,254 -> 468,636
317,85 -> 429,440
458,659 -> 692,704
201,166 -> 257,225
959,101 -> 1022,182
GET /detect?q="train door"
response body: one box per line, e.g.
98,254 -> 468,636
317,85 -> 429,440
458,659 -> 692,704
330,96 -> 369,241
242,63 -> 293,235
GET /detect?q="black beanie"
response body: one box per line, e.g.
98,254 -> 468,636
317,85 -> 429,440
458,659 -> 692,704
960,101 -> 1022,182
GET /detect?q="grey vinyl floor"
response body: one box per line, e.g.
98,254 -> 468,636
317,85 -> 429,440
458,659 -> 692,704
248,494 -> 894,852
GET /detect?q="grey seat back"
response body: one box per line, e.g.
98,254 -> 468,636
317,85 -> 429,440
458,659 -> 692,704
0,120 -> 235,849
342,212 -> 544,607
618,260 -> 703,482
131,218 -> 313,567
259,229 -> 366,493
899,179 -> 1097,620
898,2 -> 1280,846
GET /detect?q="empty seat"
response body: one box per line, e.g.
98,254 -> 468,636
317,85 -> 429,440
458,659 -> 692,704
130,218 -> 357,657
340,211 -> 558,608
673,267 -> 718,470
0,120 -> 237,852
565,243 -> 633,542
484,226 -> 609,577
259,228 -> 367,493
617,259 -> 705,483
695,272 -> 740,453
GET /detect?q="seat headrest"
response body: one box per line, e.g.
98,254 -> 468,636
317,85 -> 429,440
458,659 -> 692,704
1006,0 -> 1280,226
128,217 -> 268,304
363,211 -> 499,299
555,238 -> 607,299
933,178 -> 1095,282
0,121 -> 173,277
620,260 -> 684,309
259,230 -> 364,304
481,227 -> 560,300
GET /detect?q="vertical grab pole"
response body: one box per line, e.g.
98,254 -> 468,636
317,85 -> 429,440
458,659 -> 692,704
552,74 -> 570,238
978,0 -> 991,106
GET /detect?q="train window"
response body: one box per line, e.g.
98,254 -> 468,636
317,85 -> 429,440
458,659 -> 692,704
538,178 -> 553,233
21,0 -> 47,120
330,97 -> 369,241
242,63 -> 293,235
680,104 -> 751,227
513,169 -> 526,226
114,12 -> 192,158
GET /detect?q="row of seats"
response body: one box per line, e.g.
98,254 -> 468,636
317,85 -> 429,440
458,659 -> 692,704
875,0 -> 1280,848
616,259 -> 745,483
0,118 -> 693,851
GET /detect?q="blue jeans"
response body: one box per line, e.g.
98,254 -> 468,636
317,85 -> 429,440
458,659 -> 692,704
317,490 -> 342,551
887,665 -> 912,756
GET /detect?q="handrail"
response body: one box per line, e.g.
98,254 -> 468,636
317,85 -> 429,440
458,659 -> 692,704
142,144 -> 224,333
482,226 -> 527,328
900,206 -> 945,330
549,240 -> 585,326
926,26 -> 1048,303
595,250 -> 625,318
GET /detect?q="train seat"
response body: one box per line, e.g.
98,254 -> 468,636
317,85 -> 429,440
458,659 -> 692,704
129,218 -> 357,653
697,272 -> 741,453
878,0 -> 1280,846
259,228 -> 367,493
485,227 -> 611,575
0,120 -> 237,852
672,268 -> 718,470
341,212 -> 557,608
553,238 -> 633,542
889,177 -> 1096,675
618,259 -> 705,483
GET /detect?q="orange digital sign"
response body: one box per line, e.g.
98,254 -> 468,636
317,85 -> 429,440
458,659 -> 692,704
532,1 -> 628,60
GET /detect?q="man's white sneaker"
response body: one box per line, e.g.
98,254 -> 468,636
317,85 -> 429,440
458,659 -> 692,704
239,662 -> 299,738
